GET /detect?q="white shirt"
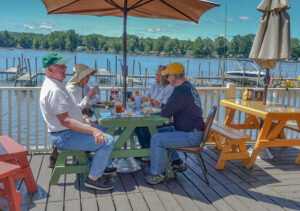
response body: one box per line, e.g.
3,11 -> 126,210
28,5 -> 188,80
66,84 -> 98,110
40,77 -> 84,132
146,83 -> 174,104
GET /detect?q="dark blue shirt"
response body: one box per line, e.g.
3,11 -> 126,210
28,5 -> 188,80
161,81 -> 205,132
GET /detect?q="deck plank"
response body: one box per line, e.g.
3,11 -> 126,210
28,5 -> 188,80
30,155 -> 52,205
13,146 -> 300,211
81,197 -> 99,210
113,194 -> 132,211
64,199 -> 81,211
127,192 -> 149,211
97,195 -> 115,211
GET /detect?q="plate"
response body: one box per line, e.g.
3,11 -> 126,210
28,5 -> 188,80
149,107 -> 161,114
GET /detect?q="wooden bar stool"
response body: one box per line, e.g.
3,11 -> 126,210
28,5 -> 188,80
0,161 -> 22,211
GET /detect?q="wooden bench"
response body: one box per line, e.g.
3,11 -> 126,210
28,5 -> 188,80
49,150 -> 90,185
208,121 -> 251,170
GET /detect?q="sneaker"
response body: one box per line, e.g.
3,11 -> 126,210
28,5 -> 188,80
145,174 -> 165,185
104,167 -> 117,175
171,159 -> 187,172
85,176 -> 114,191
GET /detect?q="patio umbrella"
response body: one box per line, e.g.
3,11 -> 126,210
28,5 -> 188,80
249,0 -> 291,105
41,0 -> 219,107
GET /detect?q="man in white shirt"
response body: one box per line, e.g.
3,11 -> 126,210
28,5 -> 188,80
40,53 -> 116,191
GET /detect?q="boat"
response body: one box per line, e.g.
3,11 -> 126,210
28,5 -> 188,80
226,60 -> 265,78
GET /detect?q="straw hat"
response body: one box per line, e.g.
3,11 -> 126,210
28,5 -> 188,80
68,64 -> 94,85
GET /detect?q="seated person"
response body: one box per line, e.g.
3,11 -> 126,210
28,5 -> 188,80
135,65 -> 174,149
66,64 -> 99,118
137,65 -> 173,106
40,53 -> 116,190
145,62 -> 206,185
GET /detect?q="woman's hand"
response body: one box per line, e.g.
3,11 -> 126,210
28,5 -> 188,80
150,99 -> 162,108
92,128 -> 108,145
87,87 -> 99,99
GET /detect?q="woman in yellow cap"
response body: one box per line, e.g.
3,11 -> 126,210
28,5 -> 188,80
66,64 -> 99,118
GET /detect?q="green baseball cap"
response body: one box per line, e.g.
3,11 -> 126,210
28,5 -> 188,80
42,53 -> 70,68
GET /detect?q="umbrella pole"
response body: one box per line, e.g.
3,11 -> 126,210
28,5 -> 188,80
122,0 -> 128,108
263,68 -> 270,105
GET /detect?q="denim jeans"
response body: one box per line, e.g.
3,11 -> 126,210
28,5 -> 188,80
150,126 -> 204,174
50,125 -> 116,178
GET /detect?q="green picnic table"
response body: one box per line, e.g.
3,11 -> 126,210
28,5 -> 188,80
93,107 -> 169,159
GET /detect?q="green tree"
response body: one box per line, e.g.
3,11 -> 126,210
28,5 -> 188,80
202,38 -> 214,57
48,31 -> 65,50
291,38 -> 300,59
214,36 -> 229,57
83,34 -> 99,50
153,36 -> 168,53
65,30 -> 77,51
193,37 -> 203,57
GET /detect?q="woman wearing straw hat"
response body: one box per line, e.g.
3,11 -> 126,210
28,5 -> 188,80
66,64 -> 99,119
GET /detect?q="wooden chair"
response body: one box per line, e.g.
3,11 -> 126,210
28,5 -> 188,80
165,106 -> 217,186
0,161 -> 22,211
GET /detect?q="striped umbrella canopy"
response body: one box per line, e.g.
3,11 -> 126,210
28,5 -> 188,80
41,0 -> 220,107
249,0 -> 291,105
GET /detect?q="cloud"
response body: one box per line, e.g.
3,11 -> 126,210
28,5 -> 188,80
204,20 -> 214,24
146,27 -> 171,33
39,24 -> 53,30
238,16 -> 252,22
218,18 -> 234,23
24,24 -> 35,30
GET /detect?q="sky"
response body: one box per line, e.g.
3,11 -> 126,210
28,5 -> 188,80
1,0 -> 299,41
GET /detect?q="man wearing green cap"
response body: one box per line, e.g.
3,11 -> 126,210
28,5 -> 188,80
145,62 -> 205,185
40,53 -> 116,191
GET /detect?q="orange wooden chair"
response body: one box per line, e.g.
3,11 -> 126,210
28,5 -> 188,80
0,161 -> 22,211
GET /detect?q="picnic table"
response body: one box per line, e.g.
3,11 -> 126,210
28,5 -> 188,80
93,107 -> 169,159
220,99 -> 300,168
0,136 -> 37,193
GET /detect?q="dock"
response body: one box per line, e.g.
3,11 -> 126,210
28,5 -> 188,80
1,146 -> 299,210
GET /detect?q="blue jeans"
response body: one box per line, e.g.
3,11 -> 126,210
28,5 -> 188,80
150,126 -> 204,174
50,125 -> 116,178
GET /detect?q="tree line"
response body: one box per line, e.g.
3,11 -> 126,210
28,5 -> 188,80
0,30 -> 299,59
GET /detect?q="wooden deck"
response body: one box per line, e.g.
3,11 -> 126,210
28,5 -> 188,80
1,146 -> 300,211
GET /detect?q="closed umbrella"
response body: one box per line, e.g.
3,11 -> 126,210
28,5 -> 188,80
249,0 -> 291,105
41,0 -> 219,107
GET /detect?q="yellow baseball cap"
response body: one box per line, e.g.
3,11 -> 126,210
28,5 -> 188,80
161,62 -> 184,76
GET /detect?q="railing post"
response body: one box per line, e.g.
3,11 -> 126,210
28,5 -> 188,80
224,83 -> 236,121
225,83 -> 236,99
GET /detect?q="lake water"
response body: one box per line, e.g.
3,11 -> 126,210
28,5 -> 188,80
0,48 -> 299,148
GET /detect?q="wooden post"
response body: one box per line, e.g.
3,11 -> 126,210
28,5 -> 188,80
35,57 -> 38,83
138,62 -> 141,75
295,62 -> 297,82
225,83 -> 236,99
257,68 -> 261,87
132,59 -> 135,76
74,55 -> 77,65
27,58 -> 32,85
198,63 -> 201,78
217,59 -> 221,76
13,57 -> 15,67
144,68 -> 147,87
107,58 -> 109,74
115,56 -> 117,85
201,71 -> 203,86
208,61 -> 211,82
186,59 -> 189,78
21,54 -> 23,70
24,58 -> 28,73
6,59 -> 8,70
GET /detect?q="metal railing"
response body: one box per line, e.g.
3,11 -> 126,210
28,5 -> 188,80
0,84 -> 299,152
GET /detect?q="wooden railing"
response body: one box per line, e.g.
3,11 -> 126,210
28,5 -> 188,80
0,84 -> 299,152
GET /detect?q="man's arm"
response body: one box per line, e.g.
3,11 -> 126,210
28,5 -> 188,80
56,112 -> 107,145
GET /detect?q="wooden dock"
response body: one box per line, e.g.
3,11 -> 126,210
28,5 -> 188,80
1,146 -> 300,210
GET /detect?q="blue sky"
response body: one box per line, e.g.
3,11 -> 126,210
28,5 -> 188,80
1,0 -> 299,41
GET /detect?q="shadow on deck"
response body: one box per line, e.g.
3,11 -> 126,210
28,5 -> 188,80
1,146 -> 300,211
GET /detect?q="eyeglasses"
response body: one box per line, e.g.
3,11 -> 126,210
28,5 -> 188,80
165,74 -> 173,78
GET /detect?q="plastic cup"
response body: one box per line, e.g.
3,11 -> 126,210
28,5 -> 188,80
115,104 -> 123,113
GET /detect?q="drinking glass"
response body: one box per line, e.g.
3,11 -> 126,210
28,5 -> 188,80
126,101 -> 134,117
